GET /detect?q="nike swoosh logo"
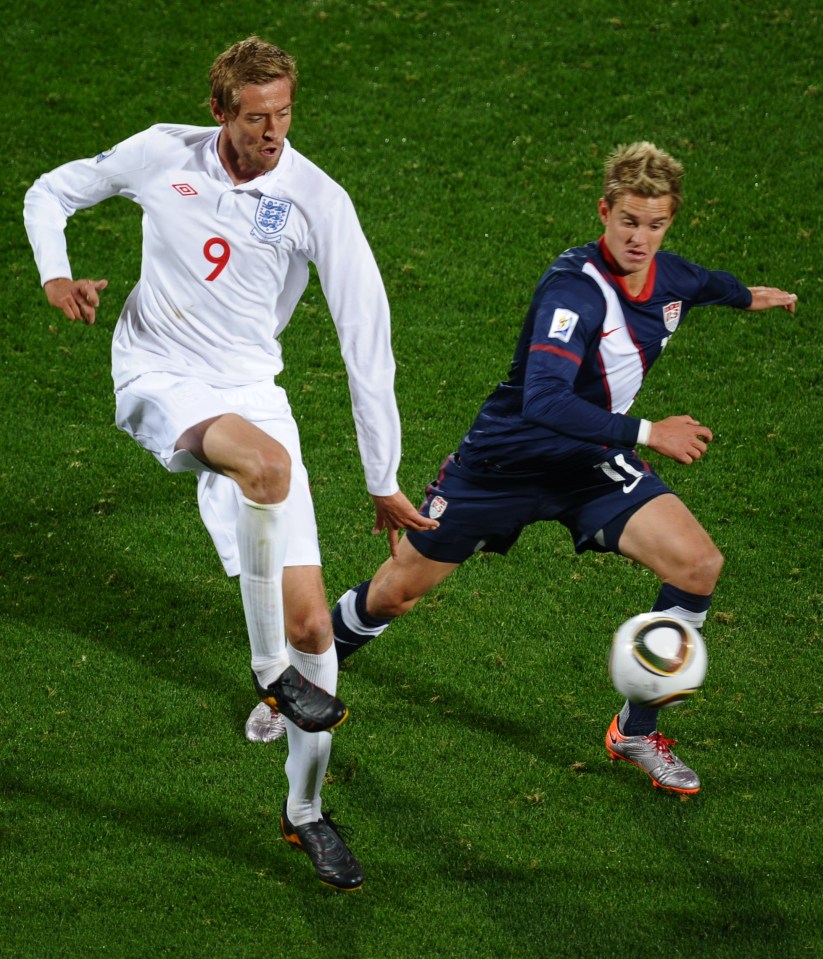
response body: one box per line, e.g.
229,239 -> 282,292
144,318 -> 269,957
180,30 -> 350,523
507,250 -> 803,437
601,328 -> 620,338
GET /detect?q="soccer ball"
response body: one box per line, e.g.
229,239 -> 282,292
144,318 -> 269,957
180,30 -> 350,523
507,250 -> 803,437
609,612 -> 707,707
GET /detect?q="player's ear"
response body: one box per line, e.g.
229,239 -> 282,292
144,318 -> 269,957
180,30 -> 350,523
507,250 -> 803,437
210,98 -> 226,124
597,197 -> 610,227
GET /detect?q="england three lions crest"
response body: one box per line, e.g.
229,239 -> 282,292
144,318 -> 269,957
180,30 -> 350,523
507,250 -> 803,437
252,195 -> 292,241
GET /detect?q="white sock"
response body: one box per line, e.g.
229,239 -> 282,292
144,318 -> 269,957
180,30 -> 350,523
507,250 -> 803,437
284,644 -> 338,825
237,497 -> 290,688
658,603 -> 708,631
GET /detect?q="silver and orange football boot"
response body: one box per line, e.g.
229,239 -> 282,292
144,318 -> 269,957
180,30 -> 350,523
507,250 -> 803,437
244,701 -> 286,743
605,714 -> 701,794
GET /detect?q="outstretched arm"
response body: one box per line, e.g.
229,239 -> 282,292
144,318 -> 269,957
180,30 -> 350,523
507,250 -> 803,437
44,277 -> 108,325
746,286 -> 797,314
643,286 -> 797,465
371,490 -> 439,559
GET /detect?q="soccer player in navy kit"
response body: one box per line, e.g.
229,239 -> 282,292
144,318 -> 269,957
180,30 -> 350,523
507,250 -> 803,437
331,141 -> 797,795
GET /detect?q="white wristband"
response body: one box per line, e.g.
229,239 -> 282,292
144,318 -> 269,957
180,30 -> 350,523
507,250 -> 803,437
636,419 -> 652,446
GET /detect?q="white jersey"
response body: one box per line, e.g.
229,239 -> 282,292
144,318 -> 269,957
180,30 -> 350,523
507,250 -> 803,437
24,124 -> 401,495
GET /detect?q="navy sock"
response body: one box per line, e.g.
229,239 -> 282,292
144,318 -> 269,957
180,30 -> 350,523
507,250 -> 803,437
332,580 -> 394,662
652,583 -> 712,620
619,701 -> 659,737
621,584 -> 712,736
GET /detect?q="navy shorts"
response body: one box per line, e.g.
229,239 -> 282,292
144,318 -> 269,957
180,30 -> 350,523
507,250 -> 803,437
405,450 -> 673,564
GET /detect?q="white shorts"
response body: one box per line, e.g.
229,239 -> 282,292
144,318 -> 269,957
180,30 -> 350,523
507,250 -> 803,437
114,372 -> 321,576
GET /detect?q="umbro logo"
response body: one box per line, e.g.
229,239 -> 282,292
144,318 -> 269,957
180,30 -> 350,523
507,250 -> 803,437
172,183 -> 198,196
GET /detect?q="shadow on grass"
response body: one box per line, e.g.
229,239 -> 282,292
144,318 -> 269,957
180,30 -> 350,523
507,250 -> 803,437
339,644 -> 606,775
305,762 -> 794,959
0,482 -> 248,708
0,474 -> 806,956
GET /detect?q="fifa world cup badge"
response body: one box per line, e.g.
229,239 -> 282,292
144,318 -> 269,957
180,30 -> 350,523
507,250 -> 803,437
548,308 -> 579,342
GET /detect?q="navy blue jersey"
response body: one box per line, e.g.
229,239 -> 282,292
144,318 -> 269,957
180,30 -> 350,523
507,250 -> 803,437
459,237 -> 751,476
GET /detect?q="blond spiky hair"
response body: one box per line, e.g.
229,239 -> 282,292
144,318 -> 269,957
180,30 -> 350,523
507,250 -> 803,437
603,142 -> 684,213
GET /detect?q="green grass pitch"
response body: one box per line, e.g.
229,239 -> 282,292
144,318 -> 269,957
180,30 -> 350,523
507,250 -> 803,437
2,1 -> 821,957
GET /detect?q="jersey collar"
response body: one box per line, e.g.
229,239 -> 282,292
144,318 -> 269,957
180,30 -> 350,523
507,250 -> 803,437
598,235 -> 657,302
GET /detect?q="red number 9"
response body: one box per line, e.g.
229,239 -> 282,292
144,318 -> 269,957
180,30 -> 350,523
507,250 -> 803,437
203,237 -> 231,281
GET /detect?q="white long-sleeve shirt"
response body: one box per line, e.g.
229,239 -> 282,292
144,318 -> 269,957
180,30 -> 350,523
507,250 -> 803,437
24,123 -> 401,495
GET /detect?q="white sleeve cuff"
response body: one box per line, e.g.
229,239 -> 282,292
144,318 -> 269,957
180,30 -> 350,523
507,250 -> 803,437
636,419 -> 652,446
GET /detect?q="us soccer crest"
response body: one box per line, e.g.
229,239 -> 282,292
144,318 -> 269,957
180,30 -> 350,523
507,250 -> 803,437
662,300 -> 682,332
428,495 -> 448,519
252,195 -> 292,240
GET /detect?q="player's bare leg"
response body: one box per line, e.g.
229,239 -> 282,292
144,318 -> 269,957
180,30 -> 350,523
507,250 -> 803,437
247,565 -> 334,742
617,493 -> 723,597
333,536 -> 459,659
258,563 -> 362,889
368,536 -> 459,617
280,567 -> 339,812
178,414 -> 347,733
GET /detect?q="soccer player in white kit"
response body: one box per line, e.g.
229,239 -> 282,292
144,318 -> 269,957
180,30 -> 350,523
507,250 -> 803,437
23,35 -> 436,890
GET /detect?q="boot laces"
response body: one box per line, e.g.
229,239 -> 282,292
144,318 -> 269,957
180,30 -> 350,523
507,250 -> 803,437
320,810 -> 353,843
647,731 -> 677,762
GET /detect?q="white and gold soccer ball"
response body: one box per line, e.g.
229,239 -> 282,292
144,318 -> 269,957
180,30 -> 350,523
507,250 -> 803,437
609,612 -> 707,707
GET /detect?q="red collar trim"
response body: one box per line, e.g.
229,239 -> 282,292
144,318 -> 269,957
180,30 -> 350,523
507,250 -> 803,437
598,236 -> 656,302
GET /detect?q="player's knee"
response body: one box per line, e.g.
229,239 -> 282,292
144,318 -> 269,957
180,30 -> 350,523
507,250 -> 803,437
679,541 -> 724,594
703,542 -> 724,590
288,607 -> 332,654
245,444 -> 291,503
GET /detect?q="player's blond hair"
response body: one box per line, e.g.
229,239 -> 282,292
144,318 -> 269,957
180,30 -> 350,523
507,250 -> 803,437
603,142 -> 684,214
209,36 -> 298,116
